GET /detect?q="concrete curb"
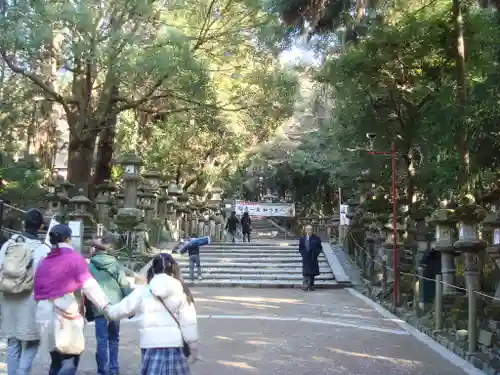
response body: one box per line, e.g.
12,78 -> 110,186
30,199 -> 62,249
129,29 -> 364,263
322,242 -> 351,285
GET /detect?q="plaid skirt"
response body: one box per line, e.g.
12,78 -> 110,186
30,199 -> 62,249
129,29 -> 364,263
141,348 -> 191,375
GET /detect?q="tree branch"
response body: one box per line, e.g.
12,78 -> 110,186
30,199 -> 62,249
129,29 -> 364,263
0,51 -> 73,115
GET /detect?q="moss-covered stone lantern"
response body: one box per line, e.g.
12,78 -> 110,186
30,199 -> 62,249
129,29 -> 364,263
44,181 -> 59,218
115,153 -> 142,232
68,188 -> 94,254
453,194 -> 487,293
95,180 -> 115,229
56,180 -> 74,220
166,182 -> 182,240
429,204 -> 459,295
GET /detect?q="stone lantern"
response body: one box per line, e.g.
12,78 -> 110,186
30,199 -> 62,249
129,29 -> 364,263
140,185 -> 156,229
198,205 -> 209,237
95,180 -> 115,229
143,170 -> 161,215
166,182 -> 182,240
453,195 -> 487,294
482,184 -> 500,303
429,204 -> 459,295
44,181 -> 60,219
346,197 -> 362,260
56,180 -> 74,219
177,192 -> 190,238
115,153 -> 142,233
207,187 -> 223,241
68,188 -> 94,254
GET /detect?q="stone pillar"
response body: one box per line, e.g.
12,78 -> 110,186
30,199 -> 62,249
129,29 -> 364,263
177,192 -> 190,239
95,180 -> 115,229
454,195 -> 487,294
115,154 -> 142,262
346,198 -> 362,259
215,211 -> 223,242
68,189 -> 94,254
482,187 -> 500,303
430,206 -> 458,295
197,212 -> 205,237
56,180 -> 73,221
167,182 -> 182,240
157,183 -> 169,241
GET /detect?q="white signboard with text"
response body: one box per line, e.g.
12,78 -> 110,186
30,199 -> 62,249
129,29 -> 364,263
235,200 -> 295,217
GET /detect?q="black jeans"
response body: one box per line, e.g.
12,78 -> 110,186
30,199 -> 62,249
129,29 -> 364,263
242,232 -> 251,242
302,276 -> 315,290
49,351 -> 80,375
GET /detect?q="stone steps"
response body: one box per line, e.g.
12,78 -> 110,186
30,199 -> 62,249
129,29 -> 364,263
173,219 -> 340,288
181,273 -> 334,281
184,279 -> 340,288
175,257 -> 329,264
178,267 -> 333,274
187,252 -> 320,258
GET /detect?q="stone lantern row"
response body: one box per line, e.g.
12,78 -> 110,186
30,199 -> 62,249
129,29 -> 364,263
44,153 -> 228,246
346,173 -> 500,304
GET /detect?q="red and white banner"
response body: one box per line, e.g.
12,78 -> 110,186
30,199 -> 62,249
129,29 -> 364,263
235,200 -> 295,217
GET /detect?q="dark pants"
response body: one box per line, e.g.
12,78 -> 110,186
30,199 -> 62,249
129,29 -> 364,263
49,351 -> 80,375
95,316 -> 120,375
228,230 -> 236,243
302,276 -> 316,290
242,232 -> 251,242
189,254 -> 202,280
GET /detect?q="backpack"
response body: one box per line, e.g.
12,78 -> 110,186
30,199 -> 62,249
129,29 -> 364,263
0,235 -> 38,294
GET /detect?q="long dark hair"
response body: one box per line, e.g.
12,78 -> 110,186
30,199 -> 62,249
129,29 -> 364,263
147,253 -> 194,304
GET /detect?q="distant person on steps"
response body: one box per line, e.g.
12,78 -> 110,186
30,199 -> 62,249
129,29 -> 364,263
299,225 -> 323,291
225,211 -> 239,243
240,211 -> 252,242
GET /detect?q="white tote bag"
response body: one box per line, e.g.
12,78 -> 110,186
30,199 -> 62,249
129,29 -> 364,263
52,293 -> 85,355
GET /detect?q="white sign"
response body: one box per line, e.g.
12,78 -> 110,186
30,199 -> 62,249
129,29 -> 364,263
44,218 -> 60,246
68,220 -> 82,237
235,200 -> 295,217
340,204 -> 350,226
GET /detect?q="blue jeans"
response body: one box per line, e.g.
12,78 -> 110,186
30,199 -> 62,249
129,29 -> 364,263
189,254 -> 202,280
48,351 -> 79,375
95,316 -> 120,375
7,338 -> 39,375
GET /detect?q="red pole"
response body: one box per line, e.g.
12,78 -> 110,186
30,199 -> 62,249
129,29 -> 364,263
391,141 -> 399,309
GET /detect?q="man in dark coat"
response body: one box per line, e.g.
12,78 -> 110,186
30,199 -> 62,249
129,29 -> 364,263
225,211 -> 239,243
299,225 -> 323,291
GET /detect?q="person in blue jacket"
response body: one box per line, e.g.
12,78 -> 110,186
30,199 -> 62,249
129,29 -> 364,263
180,233 -> 203,281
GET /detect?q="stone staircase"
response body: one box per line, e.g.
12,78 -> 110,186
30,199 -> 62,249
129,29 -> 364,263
173,219 -> 340,288
250,219 -> 289,241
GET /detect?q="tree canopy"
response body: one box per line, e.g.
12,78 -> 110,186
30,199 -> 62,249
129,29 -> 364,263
227,0 -> 500,215
0,0 -> 298,199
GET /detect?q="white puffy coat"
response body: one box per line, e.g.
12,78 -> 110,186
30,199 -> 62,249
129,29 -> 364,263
107,273 -> 198,349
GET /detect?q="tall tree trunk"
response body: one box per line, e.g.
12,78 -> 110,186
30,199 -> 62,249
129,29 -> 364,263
453,0 -> 470,193
67,132 -> 96,196
92,117 -> 117,195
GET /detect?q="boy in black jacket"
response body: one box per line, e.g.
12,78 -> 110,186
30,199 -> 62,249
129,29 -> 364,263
180,233 -> 203,281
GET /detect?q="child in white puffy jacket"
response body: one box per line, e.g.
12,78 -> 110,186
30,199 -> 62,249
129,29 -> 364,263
104,253 -> 199,375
